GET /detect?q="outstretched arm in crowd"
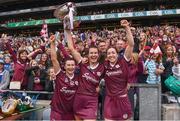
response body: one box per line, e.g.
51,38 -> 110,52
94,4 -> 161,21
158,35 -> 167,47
122,20 -> 134,61
4,39 -> 17,62
50,35 -> 61,74
65,30 -> 82,63
27,48 -> 43,60
27,42 -> 46,60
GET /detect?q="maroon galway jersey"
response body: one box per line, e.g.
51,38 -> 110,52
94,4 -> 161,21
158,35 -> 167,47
51,71 -> 79,114
77,62 -> 104,96
104,57 -> 130,97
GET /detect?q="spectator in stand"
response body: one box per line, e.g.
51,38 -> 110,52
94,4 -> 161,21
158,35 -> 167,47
172,55 -> 180,80
128,53 -> 144,119
26,60 -> 47,91
26,41 -> 34,53
144,46 -> 165,84
75,40 -> 86,56
98,40 -> 107,63
45,67 -> 56,92
0,59 -> 10,90
4,38 -> 43,89
175,29 -> 180,52
3,55 -> 13,72
38,53 -> 51,71
115,40 -> 126,57
96,39 -> 107,120
3,54 -> 13,80
161,44 -> 176,93
136,46 -> 151,84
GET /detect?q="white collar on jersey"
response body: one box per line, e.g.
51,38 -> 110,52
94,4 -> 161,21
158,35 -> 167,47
67,73 -> 74,80
110,63 -> 116,68
89,63 -> 99,70
110,60 -> 118,67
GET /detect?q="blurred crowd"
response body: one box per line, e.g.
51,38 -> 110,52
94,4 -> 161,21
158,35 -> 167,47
79,4 -> 176,15
0,4 -> 178,24
0,24 -> 179,94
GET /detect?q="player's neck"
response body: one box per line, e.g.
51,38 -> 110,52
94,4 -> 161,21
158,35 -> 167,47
110,59 -> 118,67
89,62 -> 99,69
66,72 -> 74,79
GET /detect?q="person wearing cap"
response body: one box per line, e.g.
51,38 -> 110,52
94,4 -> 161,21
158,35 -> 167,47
0,59 -> 10,90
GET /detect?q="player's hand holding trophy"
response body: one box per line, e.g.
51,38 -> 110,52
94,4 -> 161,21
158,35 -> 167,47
54,2 -> 78,30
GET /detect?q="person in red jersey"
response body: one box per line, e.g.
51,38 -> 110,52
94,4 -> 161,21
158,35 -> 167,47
66,29 -> 104,120
104,20 -> 134,121
49,35 -> 79,120
4,38 -> 42,89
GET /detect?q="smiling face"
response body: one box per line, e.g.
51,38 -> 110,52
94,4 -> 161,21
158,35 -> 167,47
98,41 -> 107,53
88,47 -> 99,64
166,46 -> 174,57
49,68 -> 56,79
115,40 -> 126,52
41,53 -> 48,62
19,51 -> 28,60
4,56 -> 11,63
107,47 -> 118,64
140,32 -> 146,41
64,60 -> 76,75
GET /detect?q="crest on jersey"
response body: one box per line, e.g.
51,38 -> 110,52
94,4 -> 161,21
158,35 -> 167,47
123,113 -> 128,119
97,72 -> 101,77
115,64 -> 120,68
75,81 -> 78,85
70,81 -> 75,86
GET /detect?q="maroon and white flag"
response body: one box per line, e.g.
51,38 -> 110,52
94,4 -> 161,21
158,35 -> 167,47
150,42 -> 162,55
40,21 -> 48,40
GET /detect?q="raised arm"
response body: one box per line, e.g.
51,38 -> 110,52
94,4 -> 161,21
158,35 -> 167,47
27,48 -> 43,60
58,42 -> 70,59
50,35 -> 61,74
122,20 -> 134,61
4,39 -> 17,62
65,30 -> 82,63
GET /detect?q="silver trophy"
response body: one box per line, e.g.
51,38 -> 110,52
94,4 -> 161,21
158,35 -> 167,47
54,2 -> 78,30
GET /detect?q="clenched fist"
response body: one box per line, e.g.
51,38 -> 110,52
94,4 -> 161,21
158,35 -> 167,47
120,20 -> 130,28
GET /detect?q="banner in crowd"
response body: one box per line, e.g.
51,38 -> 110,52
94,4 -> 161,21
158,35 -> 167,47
5,9 -> 180,28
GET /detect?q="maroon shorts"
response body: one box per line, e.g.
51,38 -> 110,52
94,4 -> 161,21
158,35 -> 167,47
50,110 -> 75,120
73,93 -> 98,119
104,95 -> 132,120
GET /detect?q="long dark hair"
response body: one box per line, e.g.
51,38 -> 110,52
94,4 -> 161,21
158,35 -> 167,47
17,49 -> 28,62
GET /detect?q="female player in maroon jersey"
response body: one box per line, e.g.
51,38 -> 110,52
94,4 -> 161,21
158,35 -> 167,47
66,29 -> 104,120
104,20 -> 134,121
49,35 -> 79,120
